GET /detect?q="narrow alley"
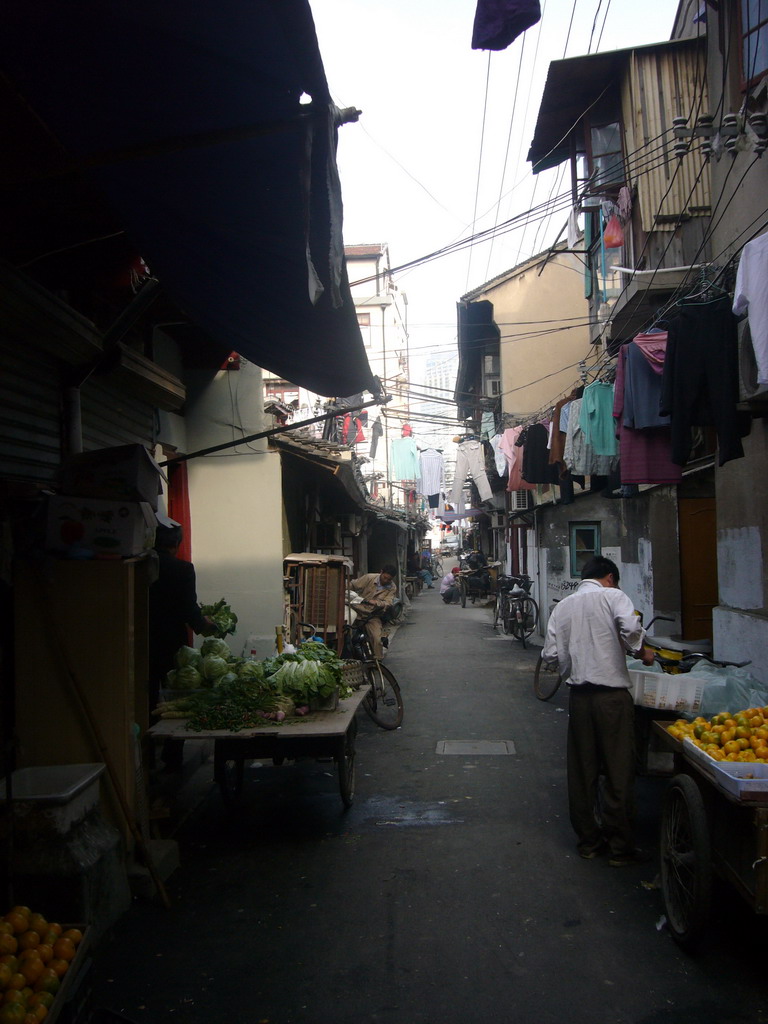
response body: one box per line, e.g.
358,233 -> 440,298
89,587 -> 767,1024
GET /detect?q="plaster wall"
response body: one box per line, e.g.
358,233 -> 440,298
534,487 -> 680,635
183,361 -> 285,659
473,252 -> 589,417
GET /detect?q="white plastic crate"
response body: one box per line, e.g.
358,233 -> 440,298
682,738 -> 768,801
629,670 -> 704,713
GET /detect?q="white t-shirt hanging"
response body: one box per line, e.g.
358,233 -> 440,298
733,230 -> 768,386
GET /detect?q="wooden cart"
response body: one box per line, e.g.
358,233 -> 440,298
148,688 -> 369,809
652,720 -> 768,947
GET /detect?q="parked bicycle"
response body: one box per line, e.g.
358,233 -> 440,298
493,574 -> 537,645
342,605 -> 404,730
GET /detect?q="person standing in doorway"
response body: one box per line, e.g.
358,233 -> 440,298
148,522 -> 215,769
542,556 -> 655,865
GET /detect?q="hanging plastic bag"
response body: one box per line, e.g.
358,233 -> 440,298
603,213 -> 624,248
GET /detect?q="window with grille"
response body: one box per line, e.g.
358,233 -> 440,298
741,0 -> 768,88
569,522 -> 601,577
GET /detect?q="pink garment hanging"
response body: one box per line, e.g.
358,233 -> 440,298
498,426 -> 535,491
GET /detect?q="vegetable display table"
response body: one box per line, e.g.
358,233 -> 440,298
148,688 -> 369,807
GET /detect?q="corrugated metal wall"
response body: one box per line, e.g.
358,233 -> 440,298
0,333 -> 156,485
624,44 -> 711,233
0,340 -> 62,485
81,377 -> 155,452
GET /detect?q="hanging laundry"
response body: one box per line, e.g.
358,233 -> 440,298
450,437 -> 493,505
580,381 -> 619,456
733,230 -> 768,386
369,417 -> 383,459
613,340 -> 681,485
498,425 -> 536,491
563,399 -> 619,477
621,333 -> 670,430
548,394 -> 579,475
390,436 -> 419,480
515,422 -> 559,484
481,411 -> 496,438
490,434 -> 508,477
418,449 -> 445,509
660,296 -> 750,467
471,0 -> 542,51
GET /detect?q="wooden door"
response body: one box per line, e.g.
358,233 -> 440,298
678,497 -> 717,640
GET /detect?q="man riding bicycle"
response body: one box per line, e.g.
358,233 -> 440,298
350,564 -> 398,659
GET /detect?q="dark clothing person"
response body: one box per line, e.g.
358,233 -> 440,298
148,547 -> 208,712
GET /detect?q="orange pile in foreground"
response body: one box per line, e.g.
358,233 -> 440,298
667,705 -> 768,762
0,906 -> 83,1024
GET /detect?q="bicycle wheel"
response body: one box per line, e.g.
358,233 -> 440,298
362,661 -> 404,730
432,558 -> 443,578
660,774 -> 712,948
533,652 -> 562,700
509,599 -> 528,647
520,596 -> 538,637
459,579 -> 467,608
493,592 -> 504,629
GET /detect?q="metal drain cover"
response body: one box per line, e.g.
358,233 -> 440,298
435,740 -> 516,755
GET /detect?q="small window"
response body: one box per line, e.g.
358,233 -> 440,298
357,312 -> 371,346
569,523 -> 601,577
589,122 -> 624,189
741,0 -> 768,88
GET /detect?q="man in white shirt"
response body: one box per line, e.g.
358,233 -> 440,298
543,556 -> 655,866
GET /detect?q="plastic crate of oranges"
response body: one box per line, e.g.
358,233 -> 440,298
0,906 -> 85,1023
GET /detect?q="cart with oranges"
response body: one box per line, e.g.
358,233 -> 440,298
652,720 -> 768,948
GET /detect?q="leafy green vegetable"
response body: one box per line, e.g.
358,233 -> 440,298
166,665 -> 203,690
199,598 -> 238,638
201,654 -> 229,683
200,637 -> 231,659
174,645 -> 201,670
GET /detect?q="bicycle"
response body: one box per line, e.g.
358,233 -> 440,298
430,556 -> 444,579
494,574 -> 536,639
342,606 -> 404,730
504,575 -> 537,648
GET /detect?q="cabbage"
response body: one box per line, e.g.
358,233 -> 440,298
174,645 -> 201,670
201,637 -> 231,659
169,665 -> 203,690
237,661 -> 265,682
201,655 -> 229,682
217,672 -> 239,687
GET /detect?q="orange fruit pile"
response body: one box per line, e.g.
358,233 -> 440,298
0,906 -> 83,1024
667,705 -> 768,762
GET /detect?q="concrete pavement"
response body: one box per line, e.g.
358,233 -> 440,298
89,584 -> 768,1024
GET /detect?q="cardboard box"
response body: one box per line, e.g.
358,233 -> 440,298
683,738 -> 768,801
629,669 -> 704,714
46,496 -> 157,558
60,444 -> 166,509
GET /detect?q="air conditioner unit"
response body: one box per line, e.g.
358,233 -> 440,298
737,319 -> 768,404
489,511 -> 505,529
510,490 -> 531,512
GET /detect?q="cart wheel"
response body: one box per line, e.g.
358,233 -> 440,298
337,718 -> 357,807
533,653 -> 562,701
660,773 -> 712,948
217,754 -> 245,806
362,661 -> 404,730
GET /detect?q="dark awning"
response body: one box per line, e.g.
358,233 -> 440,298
527,39 -> 692,174
1,1 -> 375,398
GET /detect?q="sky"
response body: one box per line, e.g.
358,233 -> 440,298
311,0 -> 682,380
